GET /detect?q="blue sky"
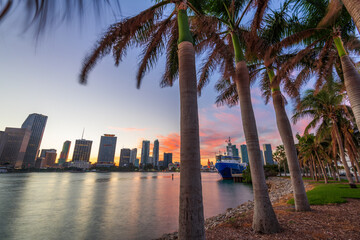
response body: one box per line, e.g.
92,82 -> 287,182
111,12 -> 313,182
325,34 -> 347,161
0,1 -> 309,165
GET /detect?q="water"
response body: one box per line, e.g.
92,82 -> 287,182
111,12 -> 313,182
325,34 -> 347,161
0,172 -> 253,240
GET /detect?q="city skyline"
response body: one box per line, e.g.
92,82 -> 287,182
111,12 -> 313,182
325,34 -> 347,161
0,1 -> 309,166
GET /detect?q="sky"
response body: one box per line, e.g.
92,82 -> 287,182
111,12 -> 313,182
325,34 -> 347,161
0,1 -> 310,166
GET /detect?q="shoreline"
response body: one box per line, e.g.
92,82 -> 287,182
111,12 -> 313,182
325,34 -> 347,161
159,177 -> 300,239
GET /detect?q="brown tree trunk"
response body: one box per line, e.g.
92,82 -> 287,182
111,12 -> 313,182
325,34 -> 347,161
341,0 -> 360,35
234,61 -> 280,233
341,55 -> 360,133
329,163 -> 337,181
178,41 -> 205,239
272,90 -> 310,211
334,159 -> 341,181
309,164 -> 314,180
333,124 -> 356,187
350,158 -> 359,183
312,159 -> 318,181
315,152 -> 328,184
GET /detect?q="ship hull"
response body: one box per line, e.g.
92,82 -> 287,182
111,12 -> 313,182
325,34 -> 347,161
215,162 -> 246,179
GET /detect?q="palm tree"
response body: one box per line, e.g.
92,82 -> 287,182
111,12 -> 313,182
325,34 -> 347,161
79,1 -> 206,238
288,0 -> 360,138
0,1 -> 118,37
210,2 -> 312,211
293,79 -> 357,187
194,0 -> 280,233
273,145 -> 288,176
296,133 -> 330,183
335,0 -> 360,44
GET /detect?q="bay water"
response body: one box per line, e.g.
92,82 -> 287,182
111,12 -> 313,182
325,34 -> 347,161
0,172 -> 253,240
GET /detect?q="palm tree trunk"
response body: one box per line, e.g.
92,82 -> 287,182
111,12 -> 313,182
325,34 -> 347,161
329,163 -> 337,181
341,0 -> 360,34
334,36 -> 360,130
309,164 -> 314,180
334,159 -> 341,181
271,88 -> 310,211
234,60 -> 280,233
177,5 -> 205,239
315,152 -> 328,184
333,124 -> 356,187
350,158 -> 359,183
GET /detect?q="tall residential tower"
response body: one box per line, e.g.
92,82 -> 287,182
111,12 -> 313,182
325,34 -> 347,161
153,139 -> 159,167
97,134 -> 117,163
21,113 -> 47,168
141,140 -> 150,167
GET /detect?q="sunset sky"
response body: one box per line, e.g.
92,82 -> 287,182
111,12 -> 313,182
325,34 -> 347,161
0,1 -> 311,166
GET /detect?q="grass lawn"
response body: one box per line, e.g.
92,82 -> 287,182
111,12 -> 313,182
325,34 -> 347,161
288,183 -> 360,205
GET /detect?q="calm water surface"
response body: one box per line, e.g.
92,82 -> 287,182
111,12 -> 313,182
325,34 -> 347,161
0,172 -> 253,240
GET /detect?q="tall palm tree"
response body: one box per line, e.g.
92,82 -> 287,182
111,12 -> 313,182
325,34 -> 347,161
288,0 -> 360,135
79,1 -> 206,238
293,79 -> 357,187
194,0 -> 280,233
210,2 -> 312,211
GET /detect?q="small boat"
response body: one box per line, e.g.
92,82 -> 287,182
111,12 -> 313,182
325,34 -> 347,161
215,137 -> 247,179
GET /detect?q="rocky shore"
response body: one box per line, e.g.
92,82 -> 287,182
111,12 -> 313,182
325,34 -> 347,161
159,177 -> 301,240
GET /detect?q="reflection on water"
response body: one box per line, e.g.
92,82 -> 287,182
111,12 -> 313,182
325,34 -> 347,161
0,172 -> 253,240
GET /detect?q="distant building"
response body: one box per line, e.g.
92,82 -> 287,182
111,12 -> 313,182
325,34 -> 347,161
263,144 -> 274,165
141,140 -> 150,166
240,145 -> 249,164
0,131 -> 7,158
43,149 -> 57,168
58,141 -> 71,165
153,139 -> 159,167
0,128 -> 31,168
97,134 -> 117,163
134,158 -> 139,167
40,149 -> 56,158
129,148 -> 137,165
119,148 -> 131,167
35,157 -> 44,168
72,139 -> 92,161
158,160 -> 164,167
163,153 -> 173,168
260,150 -> 264,165
21,113 -> 48,168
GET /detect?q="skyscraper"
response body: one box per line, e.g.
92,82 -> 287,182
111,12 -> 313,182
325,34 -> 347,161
263,144 -> 274,165
72,139 -> 92,161
119,148 -> 131,167
153,139 -> 159,167
0,128 -> 31,168
58,141 -> 71,165
97,134 -> 117,163
141,140 -> 150,166
129,148 -> 137,165
163,152 -> 173,168
21,113 -> 47,168
240,144 -> 249,164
